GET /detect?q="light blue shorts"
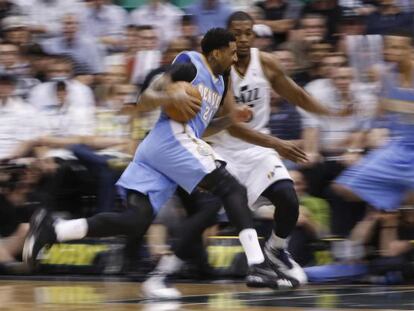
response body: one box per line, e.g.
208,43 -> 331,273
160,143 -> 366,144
336,142 -> 414,211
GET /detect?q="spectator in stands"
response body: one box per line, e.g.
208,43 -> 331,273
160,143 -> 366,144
42,14 -> 104,74
181,14 -> 199,50
252,24 -> 275,51
82,0 -> 127,52
254,0 -> 299,46
128,25 -> 161,86
305,52 -> 347,92
0,0 -> 21,26
0,41 -> 30,78
0,41 -> 36,98
0,74 -> 40,162
130,0 -> 183,46
301,65 -> 378,236
365,0 -> 414,35
0,190 -> 30,273
24,44 -> 50,83
302,0 -> 344,43
268,49 -> 302,141
307,42 -> 334,80
140,37 -> 192,93
301,65 -> 377,197
69,83 -> 137,213
28,56 -> 95,110
23,0 -> 85,39
284,14 -> 328,74
287,170 -> 330,266
350,208 -> 414,282
2,16 -> 31,50
186,0 -> 233,35
96,64 -> 127,105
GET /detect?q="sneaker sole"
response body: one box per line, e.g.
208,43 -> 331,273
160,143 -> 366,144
22,209 -> 48,269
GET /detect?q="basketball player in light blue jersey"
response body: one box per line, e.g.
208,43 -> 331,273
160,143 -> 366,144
334,31 -> 414,213
23,28 -> 299,290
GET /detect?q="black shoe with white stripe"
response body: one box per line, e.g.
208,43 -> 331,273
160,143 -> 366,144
264,246 -> 308,284
246,259 -> 299,289
23,209 -> 57,270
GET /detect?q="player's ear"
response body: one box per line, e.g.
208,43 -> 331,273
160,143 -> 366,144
212,49 -> 220,60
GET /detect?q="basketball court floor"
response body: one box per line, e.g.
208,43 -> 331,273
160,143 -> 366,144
1,279 -> 414,311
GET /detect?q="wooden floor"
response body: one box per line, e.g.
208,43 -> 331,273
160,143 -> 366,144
1,279 -> 414,311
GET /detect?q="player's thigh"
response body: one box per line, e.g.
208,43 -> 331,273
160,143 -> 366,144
147,133 -> 221,193
336,145 -> 408,211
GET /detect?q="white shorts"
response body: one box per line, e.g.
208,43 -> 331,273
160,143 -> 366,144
214,145 -> 292,208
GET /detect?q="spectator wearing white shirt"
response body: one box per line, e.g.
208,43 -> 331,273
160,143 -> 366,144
2,16 -> 32,50
28,56 -> 95,159
130,0 -> 183,47
0,41 -> 36,98
81,0 -> 128,52
29,56 -> 95,110
23,0 -> 85,39
301,66 -> 377,197
0,74 -> 40,160
42,14 -> 105,74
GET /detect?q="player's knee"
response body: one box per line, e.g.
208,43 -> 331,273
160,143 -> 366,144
125,191 -> 156,235
264,180 -> 299,220
200,164 -> 247,199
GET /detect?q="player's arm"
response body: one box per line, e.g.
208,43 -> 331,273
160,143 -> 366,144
260,52 -> 350,116
203,78 -> 252,137
137,63 -> 201,116
228,122 -> 307,163
213,79 -> 307,163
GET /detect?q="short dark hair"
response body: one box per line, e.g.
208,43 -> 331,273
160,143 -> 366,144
182,14 -> 194,25
386,28 -> 413,41
201,28 -> 235,55
0,73 -> 17,85
136,25 -> 154,32
227,11 -> 254,28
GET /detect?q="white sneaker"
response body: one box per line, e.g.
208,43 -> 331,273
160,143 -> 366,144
264,246 -> 308,285
142,276 -> 182,299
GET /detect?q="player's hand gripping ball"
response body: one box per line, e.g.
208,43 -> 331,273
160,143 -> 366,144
164,82 -> 202,122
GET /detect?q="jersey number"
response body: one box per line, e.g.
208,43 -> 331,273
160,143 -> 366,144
203,106 -> 212,121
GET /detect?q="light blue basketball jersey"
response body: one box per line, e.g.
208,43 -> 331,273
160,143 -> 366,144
382,68 -> 414,146
117,51 -> 225,212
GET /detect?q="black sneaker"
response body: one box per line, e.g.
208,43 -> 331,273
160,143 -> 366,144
23,209 -> 57,270
264,246 -> 308,284
246,260 -> 299,289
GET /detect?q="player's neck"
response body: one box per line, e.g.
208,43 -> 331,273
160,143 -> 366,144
234,53 -> 251,75
202,54 -> 220,77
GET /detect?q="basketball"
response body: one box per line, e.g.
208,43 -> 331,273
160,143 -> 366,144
164,82 -> 202,122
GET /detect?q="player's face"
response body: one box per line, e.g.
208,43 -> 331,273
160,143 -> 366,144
384,35 -> 412,64
228,20 -> 255,57
217,41 -> 238,73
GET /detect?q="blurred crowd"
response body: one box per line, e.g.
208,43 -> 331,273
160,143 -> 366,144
1,0 -> 414,280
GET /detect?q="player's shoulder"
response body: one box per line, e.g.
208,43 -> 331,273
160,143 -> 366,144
258,51 -> 278,66
258,50 -> 283,79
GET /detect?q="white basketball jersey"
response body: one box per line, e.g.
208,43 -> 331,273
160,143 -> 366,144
208,48 -> 272,150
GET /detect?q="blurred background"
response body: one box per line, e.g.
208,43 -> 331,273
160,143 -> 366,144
0,0 -> 414,285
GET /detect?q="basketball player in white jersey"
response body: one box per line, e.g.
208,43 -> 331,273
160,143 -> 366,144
142,12 -> 352,298
207,10 -> 311,284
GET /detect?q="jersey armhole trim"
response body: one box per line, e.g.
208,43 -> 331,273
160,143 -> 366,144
172,51 -> 199,85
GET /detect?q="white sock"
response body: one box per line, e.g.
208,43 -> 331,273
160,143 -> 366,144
239,228 -> 265,266
266,231 -> 286,250
54,219 -> 88,242
154,254 -> 183,276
